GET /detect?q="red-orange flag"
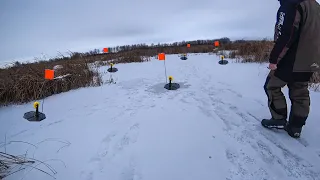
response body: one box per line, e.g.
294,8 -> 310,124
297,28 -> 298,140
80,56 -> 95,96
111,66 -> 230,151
158,53 -> 165,60
44,69 -> 54,80
214,41 -> 220,47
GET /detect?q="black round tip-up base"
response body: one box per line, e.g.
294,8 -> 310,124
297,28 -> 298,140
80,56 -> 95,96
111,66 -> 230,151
107,67 -> 118,73
23,111 -> 46,122
164,83 -> 180,90
180,57 -> 188,60
218,60 -> 229,65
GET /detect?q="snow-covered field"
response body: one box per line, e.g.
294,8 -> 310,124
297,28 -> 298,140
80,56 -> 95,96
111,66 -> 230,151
1,53 -> 320,180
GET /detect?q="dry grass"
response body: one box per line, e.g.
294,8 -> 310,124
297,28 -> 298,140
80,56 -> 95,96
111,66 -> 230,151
0,151 -> 59,179
0,152 -> 36,179
0,59 -> 102,106
223,40 -> 274,63
309,72 -> 320,91
1,38 -> 319,106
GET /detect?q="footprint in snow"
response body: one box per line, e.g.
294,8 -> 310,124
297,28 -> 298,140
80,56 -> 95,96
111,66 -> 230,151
246,112 -> 261,123
225,128 -> 257,148
198,106 -> 214,118
252,139 -> 279,165
254,99 -> 266,107
213,105 -> 241,132
47,120 -> 63,127
258,130 -> 320,179
89,132 -> 117,163
226,117 -> 319,179
120,162 -> 142,180
112,123 -> 140,156
227,88 -> 243,98
208,96 -> 226,106
85,172 -> 94,180
225,148 -> 269,180
218,81 -> 232,87
180,98 -> 190,104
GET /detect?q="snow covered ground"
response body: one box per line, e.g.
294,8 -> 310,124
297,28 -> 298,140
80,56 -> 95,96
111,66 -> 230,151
1,53 -> 320,180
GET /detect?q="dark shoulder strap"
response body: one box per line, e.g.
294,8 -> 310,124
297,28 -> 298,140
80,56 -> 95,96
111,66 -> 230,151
297,4 -> 303,15
297,3 -> 304,26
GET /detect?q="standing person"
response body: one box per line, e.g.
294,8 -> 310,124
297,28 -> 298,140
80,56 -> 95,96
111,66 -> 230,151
261,0 -> 320,138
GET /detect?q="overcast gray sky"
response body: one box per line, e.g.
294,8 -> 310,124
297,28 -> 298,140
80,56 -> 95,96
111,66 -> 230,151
0,0 -> 297,65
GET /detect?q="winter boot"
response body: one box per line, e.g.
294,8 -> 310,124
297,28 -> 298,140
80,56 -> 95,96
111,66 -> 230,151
261,118 -> 287,129
284,123 -> 302,138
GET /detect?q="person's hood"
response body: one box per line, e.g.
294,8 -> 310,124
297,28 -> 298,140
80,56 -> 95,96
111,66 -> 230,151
279,0 -> 305,5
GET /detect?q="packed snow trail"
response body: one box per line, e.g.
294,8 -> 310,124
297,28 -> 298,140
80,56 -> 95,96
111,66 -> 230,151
1,53 -> 320,180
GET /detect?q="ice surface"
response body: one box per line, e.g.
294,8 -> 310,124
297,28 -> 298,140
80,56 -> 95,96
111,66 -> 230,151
1,53 -> 319,180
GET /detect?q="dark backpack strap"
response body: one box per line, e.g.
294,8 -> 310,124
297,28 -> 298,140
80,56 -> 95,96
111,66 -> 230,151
297,4 -> 304,26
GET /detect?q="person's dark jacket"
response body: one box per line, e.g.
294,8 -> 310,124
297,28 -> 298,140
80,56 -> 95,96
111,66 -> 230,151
270,0 -> 320,82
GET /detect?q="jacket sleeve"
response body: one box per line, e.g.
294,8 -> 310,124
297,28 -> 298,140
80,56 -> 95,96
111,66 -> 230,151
274,9 -> 281,42
269,4 -> 301,64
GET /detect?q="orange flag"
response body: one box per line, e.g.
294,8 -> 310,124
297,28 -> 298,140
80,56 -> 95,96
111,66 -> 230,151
44,69 -> 54,80
158,53 -> 165,60
214,41 -> 220,47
